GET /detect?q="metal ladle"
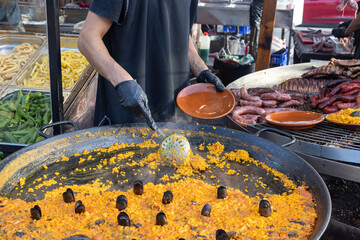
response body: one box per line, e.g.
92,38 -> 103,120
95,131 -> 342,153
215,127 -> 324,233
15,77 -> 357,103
153,125 -> 191,165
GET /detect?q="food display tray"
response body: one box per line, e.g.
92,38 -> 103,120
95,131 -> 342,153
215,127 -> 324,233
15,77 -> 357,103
0,90 -> 52,158
0,34 -> 46,93
0,86 -> 71,109
10,36 -> 94,108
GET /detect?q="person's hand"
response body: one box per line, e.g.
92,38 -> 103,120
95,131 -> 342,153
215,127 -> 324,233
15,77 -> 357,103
197,69 -> 225,91
332,28 -> 346,39
336,0 -> 358,11
115,80 -> 156,130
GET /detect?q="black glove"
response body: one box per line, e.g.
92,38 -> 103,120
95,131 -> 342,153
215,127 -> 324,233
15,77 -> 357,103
332,28 -> 346,39
115,80 -> 156,130
197,69 -> 225,92
338,20 -> 351,29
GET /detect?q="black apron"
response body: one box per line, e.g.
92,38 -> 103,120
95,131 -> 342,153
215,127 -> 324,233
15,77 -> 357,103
91,0 -> 198,125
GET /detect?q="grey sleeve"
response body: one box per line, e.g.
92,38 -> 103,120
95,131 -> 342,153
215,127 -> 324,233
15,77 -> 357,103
190,0 -> 198,31
90,0 -> 124,23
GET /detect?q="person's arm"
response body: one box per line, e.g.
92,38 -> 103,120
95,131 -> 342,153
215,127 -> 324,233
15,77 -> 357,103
188,35 -> 208,77
78,11 -> 157,130
345,13 -> 360,36
188,36 -> 225,91
78,11 -> 132,87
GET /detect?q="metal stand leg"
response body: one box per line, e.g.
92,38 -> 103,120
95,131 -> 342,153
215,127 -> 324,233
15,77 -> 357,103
46,0 -> 64,135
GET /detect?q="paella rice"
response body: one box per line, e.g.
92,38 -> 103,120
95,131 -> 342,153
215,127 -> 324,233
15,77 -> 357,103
327,108 -> 360,124
0,139 -> 317,239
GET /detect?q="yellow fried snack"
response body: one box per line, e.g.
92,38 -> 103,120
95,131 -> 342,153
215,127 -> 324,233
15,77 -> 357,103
21,50 -> 88,90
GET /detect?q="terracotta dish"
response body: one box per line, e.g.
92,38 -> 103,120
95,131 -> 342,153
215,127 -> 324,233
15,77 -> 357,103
177,83 -> 235,119
326,113 -> 360,130
265,111 -> 325,130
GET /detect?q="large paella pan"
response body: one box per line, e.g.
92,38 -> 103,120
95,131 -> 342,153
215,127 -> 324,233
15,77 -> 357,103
0,123 -> 331,239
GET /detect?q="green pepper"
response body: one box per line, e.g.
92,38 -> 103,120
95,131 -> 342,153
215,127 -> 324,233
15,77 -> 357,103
4,131 -> 17,143
10,129 -> 34,136
43,109 -> 51,124
0,119 -> 11,129
18,131 -> 33,144
27,130 -> 38,144
0,111 -> 14,118
14,91 -> 23,106
35,135 -> 44,143
17,121 -> 29,131
17,107 -> 36,123
29,92 -> 42,99
8,101 -> 16,112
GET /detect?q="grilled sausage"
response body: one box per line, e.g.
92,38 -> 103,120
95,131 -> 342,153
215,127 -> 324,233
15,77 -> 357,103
315,96 -> 330,106
239,99 -> 263,107
337,102 -> 357,109
318,95 -> 341,109
323,106 -> 339,113
290,97 -> 305,105
247,88 -> 273,96
232,106 -> 265,116
344,89 -> 360,96
278,100 -> 301,108
329,81 -> 351,96
341,83 -> 360,93
240,87 -> 261,101
341,95 -> 357,102
326,79 -> 351,88
262,100 -> 277,108
260,92 -> 291,102
287,92 -> 308,99
310,95 -> 319,104
230,89 -> 242,103
232,114 -> 259,127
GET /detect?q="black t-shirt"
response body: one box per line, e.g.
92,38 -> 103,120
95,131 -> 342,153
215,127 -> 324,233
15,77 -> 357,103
90,0 -> 198,125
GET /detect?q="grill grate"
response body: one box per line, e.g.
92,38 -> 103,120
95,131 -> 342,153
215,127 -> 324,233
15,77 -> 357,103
251,121 -> 360,151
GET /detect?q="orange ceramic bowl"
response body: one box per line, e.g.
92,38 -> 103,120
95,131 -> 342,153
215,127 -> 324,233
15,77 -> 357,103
265,111 -> 325,130
177,83 -> 235,119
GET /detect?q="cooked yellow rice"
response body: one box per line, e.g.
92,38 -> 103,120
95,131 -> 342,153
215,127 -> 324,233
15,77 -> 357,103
0,140 -> 317,239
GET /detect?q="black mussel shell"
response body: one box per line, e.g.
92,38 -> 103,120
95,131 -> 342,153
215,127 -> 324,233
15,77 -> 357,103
259,199 -> 271,217
216,229 -> 229,240
116,195 -> 128,211
217,186 -> 227,199
201,204 -> 211,217
30,205 -> 41,220
75,200 -> 85,214
156,212 -> 167,226
162,190 -> 173,204
63,235 -> 92,240
351,110 -> 360,117
63,188 -> 75,203
117,212 -> 131,227
133,180 -> 144,195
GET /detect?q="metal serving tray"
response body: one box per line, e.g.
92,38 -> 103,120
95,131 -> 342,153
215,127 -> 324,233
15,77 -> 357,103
0,86 -> 71,109
12,36 -> 94,107
0,89 -> 52,158
0,34 -> 46,91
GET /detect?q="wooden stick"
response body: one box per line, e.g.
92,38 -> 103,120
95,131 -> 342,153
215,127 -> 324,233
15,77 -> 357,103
255,0 -> 277,71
